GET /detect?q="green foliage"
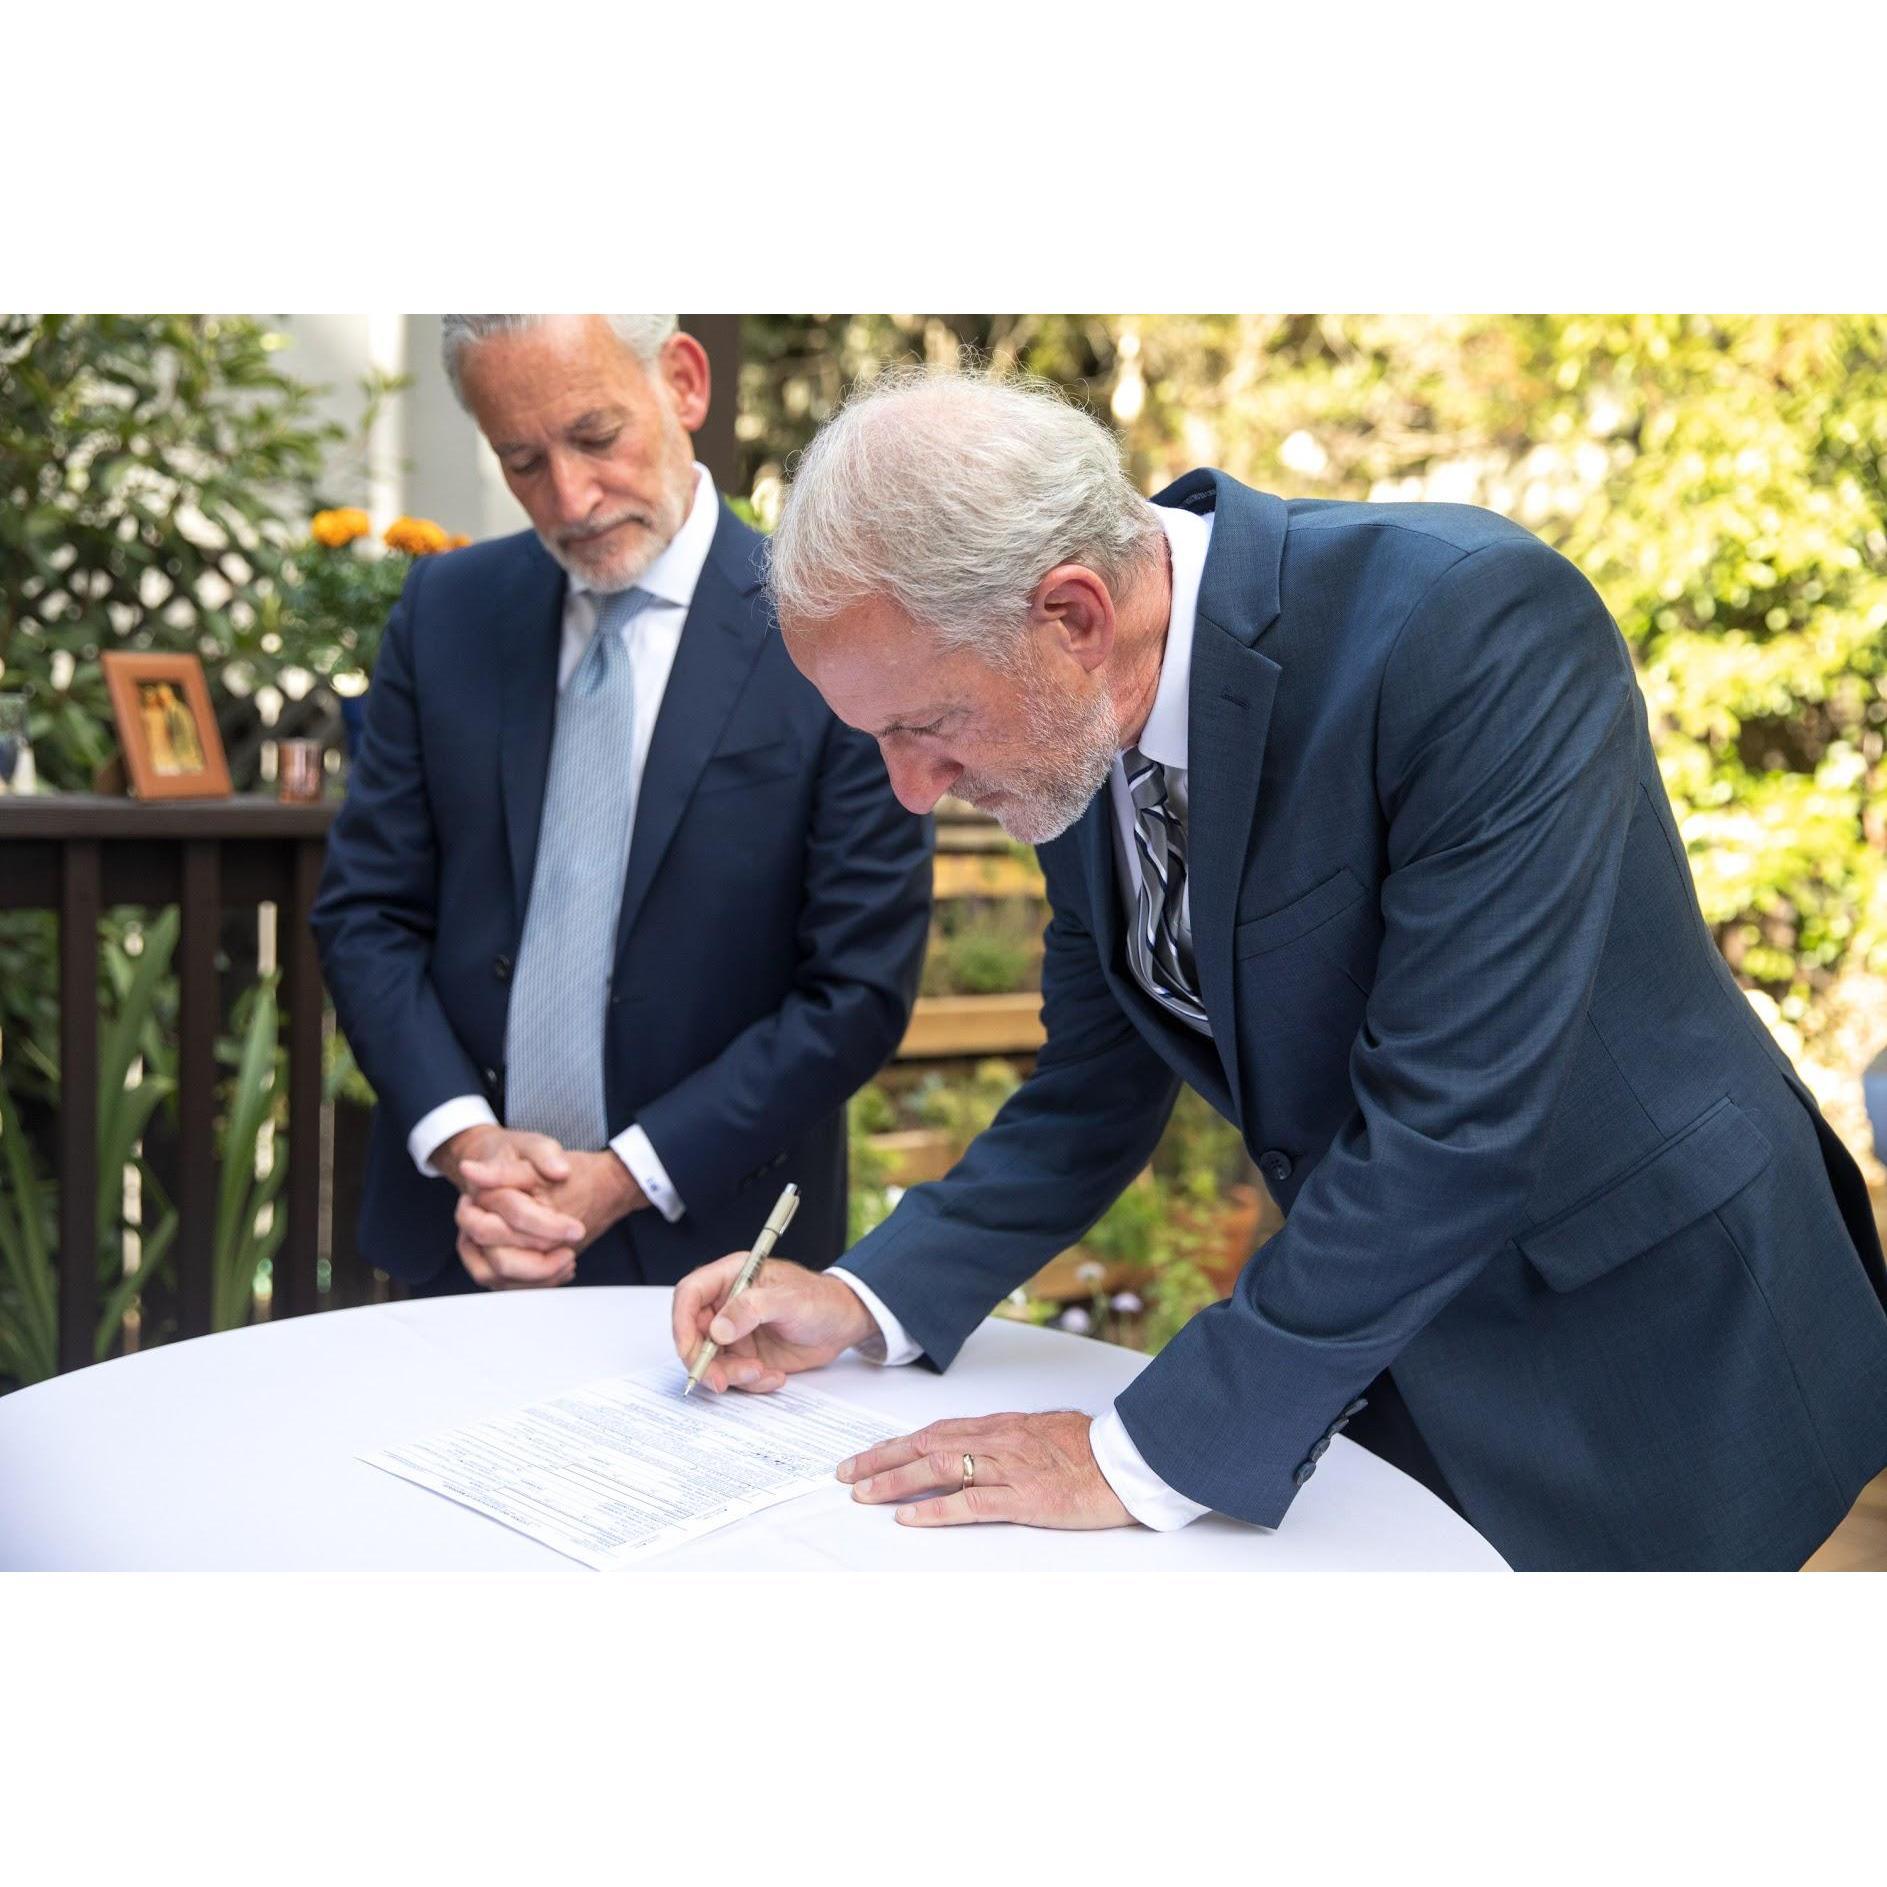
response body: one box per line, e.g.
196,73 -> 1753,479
911,1058 -> 1023,1149
746,314 -> 1887,1038
0,911 -> 181,1385
887,1055 -> 1231,1353
0,918 -> 299,1381
920,899 -> 1042,997
846,1086 -> 899,1246
212,977 -> 289,1331
1083,1091 -> 1235,1354
261,524 -> 414,693
0,313 -> 340,790
0,313 -> 347,1109
0,1077 -> 56,1385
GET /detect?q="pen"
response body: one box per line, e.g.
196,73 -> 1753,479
682,1181 -> 799,1396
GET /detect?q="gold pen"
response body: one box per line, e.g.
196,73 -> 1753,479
682,1181 -> 799,1396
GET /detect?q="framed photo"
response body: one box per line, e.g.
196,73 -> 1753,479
100,652 -> 233,801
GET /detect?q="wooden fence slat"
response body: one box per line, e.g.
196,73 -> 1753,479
177,841 -> 221,1338
931,853 -> 1045,900
898,992 -> 1046,1059
276,840 -> 324,1320
326,1097 -> 373,1309
57,840 -> 101,1372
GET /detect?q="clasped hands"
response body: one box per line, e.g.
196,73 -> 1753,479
435,1124 -> 647,1289
670,1254 -> 1133,1532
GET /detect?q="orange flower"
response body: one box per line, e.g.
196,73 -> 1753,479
311,506 -> 372,548
446,532 -> 472,550
384,516 -> 451,556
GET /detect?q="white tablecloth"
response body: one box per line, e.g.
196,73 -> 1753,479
0,1288 -> 1507,1570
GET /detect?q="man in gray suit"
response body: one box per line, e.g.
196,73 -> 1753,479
671,367 -> 1887,1570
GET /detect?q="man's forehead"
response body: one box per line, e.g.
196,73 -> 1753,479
467,322 -> 644,413
786,605 -> 977,720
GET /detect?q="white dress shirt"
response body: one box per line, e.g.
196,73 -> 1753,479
829,502 -> 1217,1531
408,462 -> 720,1222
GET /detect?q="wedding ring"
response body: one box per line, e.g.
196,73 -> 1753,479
962,1453 -> 976,1488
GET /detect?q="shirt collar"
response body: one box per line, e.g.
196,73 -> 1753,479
568,460 -> 717,609
1132,502 -> 1213,772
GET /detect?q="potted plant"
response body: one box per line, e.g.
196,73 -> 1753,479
264,508 -> 468,755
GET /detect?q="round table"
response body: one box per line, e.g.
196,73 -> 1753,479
0,1288 -> 1507,1571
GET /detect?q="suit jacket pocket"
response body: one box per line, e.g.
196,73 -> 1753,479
693,737 -> 802,797
1514,1096 -> 1772,1293
1235,866 -> 1368,960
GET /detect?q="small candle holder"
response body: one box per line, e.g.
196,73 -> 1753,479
276,737 -> 325,804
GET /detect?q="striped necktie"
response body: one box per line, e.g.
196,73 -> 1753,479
1125,746 -> 1210,1033
502,586 -> 650,1150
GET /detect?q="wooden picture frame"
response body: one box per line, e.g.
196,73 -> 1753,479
100,652 -> 233,801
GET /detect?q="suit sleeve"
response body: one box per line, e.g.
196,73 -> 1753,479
838,839 -> 1183,1368
309,557 -> 488,1139
1114,538 -> 1639,1527
630,717 -> 932,1210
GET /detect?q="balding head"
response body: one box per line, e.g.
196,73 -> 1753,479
766,366 -> 1164,667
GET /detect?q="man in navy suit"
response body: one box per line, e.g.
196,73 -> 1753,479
672,367 -> 1887,1570
313,316 -> 931,1298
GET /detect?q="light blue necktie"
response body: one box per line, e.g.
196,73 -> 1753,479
503,587 -> 650,1149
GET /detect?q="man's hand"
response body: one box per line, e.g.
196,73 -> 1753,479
433,1123 -> 570,1195
837,1411 -> 1134,1530
455,1148 -> 646,1291
434,1124 -> 582,1289
671,1255 -> 877,1393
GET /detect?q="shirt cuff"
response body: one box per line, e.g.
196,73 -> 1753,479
409,1095 -> 499,1177
826,1266 -> 921,1366
1087,1405 -> 1212,1531
611,1123 -> 685,1223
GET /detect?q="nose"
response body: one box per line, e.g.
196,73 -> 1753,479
881,745 -> 961,815
544,452 -> 599,528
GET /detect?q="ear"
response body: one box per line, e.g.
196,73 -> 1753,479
659,331 -> 712,434
1029,564 -> 1116,675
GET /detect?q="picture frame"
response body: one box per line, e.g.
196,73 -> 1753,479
100,652 -> 233,801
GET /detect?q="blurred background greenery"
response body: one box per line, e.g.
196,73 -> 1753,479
4,312 -> 1886,1373
743,315 -> 1887,1263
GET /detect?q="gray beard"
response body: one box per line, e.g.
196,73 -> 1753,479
971,674 -> 1121,845
537,523 -> 662,593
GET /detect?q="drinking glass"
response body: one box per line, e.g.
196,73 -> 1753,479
0,693 -> 35,794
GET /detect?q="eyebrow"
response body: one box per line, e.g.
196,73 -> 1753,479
873,707 -> 955,739
493,409 -> 625,455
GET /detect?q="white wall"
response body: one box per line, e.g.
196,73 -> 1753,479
272,314 -> 526,545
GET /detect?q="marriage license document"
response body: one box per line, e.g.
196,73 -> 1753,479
360,1367 -> 902,1568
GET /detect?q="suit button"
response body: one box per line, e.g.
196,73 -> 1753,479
1259,1150 -> 1293,1186
492,955 -> 512,983
1309,1436 -> 1331,1462
482,1066 -> 500,1088
1293,1461 -> 1316,1487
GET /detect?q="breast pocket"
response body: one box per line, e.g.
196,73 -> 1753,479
1235,867 -> 1379,994
692,737 -> 803,798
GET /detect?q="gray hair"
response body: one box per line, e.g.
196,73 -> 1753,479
439,314 -> 678,406
767,366 -> 1164,662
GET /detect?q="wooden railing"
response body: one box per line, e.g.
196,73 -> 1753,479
0,791 -> 1057,1381
0,796 -> 344,1372
897,801 -> 1048,1061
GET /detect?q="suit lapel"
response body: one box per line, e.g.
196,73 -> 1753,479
1153,471 -> 1290,1109
612,506 -> 768,959
497,541 -> 570,926
1188,626 -> 1282,1105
